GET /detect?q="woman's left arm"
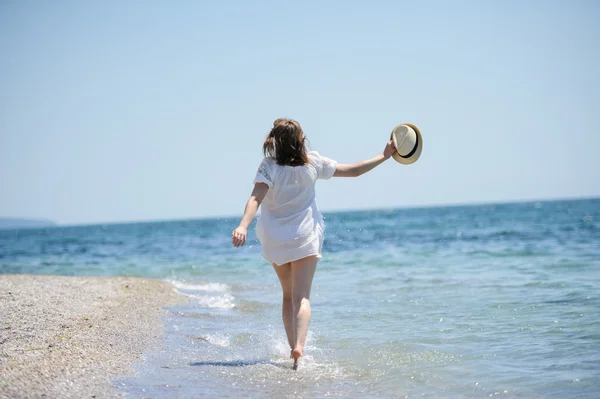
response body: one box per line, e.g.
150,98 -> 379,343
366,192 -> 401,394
232,183 -> 269,247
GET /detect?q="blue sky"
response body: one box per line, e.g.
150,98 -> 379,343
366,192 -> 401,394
1,0 -> 599,225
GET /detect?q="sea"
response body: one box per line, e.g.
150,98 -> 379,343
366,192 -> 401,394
1,198 -> 599,398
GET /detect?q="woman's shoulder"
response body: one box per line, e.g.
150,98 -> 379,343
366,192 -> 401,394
307,151 -> 322,161
260,156 -> 277,167
308,150 -> 326,166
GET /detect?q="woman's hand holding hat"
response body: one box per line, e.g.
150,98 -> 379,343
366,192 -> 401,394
383,140 -> 396,160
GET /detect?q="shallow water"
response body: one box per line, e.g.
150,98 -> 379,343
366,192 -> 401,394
2,199 -> 599,397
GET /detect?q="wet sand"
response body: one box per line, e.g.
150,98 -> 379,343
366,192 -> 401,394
0,274 -> 187,399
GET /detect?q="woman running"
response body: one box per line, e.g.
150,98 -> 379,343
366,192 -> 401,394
232,118 -> 396,370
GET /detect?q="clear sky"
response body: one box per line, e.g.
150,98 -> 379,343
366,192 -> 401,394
1,0 -> 599,225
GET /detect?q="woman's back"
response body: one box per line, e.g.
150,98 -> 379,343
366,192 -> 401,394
257,152 -> 336,216
255,151 -> 337,243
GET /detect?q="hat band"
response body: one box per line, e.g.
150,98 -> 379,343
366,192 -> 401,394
399,132 -> 419,158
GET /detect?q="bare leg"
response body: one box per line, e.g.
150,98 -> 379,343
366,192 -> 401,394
272,263 -> 294,353
290,255 -> 318,370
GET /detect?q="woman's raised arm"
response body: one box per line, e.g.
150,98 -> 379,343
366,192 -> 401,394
333,140 -> 396,177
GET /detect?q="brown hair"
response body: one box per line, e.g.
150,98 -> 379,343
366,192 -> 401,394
263,118 -> 309,166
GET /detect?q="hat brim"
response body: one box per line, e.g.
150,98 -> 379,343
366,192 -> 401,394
391,123 -> 423,165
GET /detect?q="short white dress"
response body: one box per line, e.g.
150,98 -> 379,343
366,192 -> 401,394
253,151 -> 338,266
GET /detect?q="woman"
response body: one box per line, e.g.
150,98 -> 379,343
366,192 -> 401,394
232,118 -> 396,370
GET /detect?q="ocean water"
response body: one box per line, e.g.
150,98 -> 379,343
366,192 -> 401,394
1,199 -> 599,398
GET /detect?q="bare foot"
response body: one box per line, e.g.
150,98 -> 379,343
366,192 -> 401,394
292,348 -> 302,371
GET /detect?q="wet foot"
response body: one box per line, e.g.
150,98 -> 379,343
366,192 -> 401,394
292,348 -> 302,371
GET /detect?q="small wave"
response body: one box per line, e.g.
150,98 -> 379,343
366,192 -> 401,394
176,291 -> 235,309
236,300 -> 272,313
169,279 -> 230,293
189,334 -> 231,347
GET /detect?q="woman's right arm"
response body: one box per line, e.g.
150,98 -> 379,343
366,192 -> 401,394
333,140 -> 396,177
232,182 -> 269,247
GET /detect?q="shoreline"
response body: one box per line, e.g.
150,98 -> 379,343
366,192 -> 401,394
0,274 -> 187,399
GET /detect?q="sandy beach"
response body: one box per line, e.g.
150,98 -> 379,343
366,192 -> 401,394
0,274 -> 186,399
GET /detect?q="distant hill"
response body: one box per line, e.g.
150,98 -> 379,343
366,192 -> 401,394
0,218 -> 57,230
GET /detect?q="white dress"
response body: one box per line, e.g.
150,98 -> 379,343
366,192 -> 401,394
253,151 -> 338,266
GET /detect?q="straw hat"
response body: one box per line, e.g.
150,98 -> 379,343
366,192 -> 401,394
390,123 -> 423,165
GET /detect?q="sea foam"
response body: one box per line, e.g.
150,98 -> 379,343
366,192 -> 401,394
169,280 -> 230,293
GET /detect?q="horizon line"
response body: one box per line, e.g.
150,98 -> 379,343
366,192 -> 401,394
3,194 -> 597,230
